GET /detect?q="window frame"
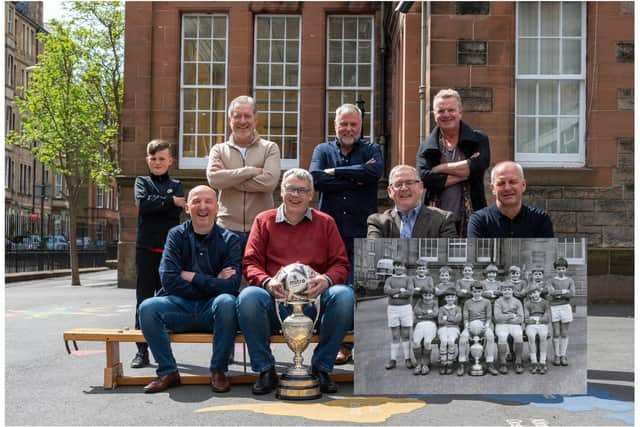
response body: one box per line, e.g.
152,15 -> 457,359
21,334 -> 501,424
418,238 -> 439,262
253,14 -> 302,170
556,237 -> 585,265
96,187 -> 104,209
178,14 -> 229,169
447,238 -> 468,263
514,1 -> 586,167
325,15 -> 375,142
475,238 -> 495,262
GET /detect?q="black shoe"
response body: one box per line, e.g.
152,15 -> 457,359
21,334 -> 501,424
313,367 -> 337,393
252,366 -> 278,395
385,359 -> 396,370
131,351 -> 150,369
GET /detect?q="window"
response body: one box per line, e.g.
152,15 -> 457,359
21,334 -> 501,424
43,170 -> 49,199
55,174 -> 64,198
383,239 -> 398,259
7,6 -> 14,34
556,237 -> 585,264
179,14 -> 228,168
7,54 -> 14,86
447,238 -> 467,262
515,2 -> 586,166
96,187 -> 104,208
30,29 -> 35,57
476,239 -> 495,262
254,15 -> 301,169
5,157 -> 13,189
418,238 -> 439,261
326,16 -> 374,141
6,106 -> 13,131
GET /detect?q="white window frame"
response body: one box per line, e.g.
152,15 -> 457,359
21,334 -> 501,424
253,15 -> 302,170
5,157 -> 12,189
55,174 -> 64,198
178,14 -> 229,169
556,237 -> 585,265
96,187 -> 104,208
475,238 -> 495,262
515,1 -> 586,167
7,6 -> 14,34
418,238 -> 439,262
7,54 -> 14,86
325,15 -> 375,142
447,238 -> 468,263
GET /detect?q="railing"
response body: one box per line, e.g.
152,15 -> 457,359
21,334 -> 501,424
5,245 -> 117,273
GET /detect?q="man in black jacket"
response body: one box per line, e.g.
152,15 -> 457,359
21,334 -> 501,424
416,89 -> 490,236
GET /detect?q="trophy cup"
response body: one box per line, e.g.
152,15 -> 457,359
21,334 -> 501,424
468,320 -> 486,376
274,263 -> 322,400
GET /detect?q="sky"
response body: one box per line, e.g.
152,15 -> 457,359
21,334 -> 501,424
43,0 -> 69,24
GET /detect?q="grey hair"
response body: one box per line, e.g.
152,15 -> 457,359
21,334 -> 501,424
432,88 -> 462,111
335,103 -> 362,121
281,168 -> 314,192
490,161 -> 525,183
227,95 -> 258,117
388,164 -> 420,183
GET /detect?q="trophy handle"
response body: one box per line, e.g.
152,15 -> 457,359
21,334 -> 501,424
310,297 -> 321,331
275,298 -> 286,330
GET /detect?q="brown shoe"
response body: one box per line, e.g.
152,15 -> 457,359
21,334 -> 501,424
211,369 -> 230,393
335,345 -> 353,365
143,372 -> 181,393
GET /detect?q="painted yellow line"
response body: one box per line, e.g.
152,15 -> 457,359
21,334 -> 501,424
195,396 -> 425,423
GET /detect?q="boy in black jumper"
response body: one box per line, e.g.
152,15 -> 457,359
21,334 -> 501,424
132,140 -> 185,368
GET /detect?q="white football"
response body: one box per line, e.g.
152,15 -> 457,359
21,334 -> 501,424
274,263 -> 317,298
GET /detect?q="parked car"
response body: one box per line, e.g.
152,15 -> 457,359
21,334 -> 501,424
12,235 -> 41,250
44,235 -> 70,250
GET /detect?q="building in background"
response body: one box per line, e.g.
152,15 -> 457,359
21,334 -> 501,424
119,2 -> 633,301
5,1 -> 119,249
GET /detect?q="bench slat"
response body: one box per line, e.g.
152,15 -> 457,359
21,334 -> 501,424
63,328 -> 354,344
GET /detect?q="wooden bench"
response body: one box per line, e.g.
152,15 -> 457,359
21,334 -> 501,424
63,328 -> 354,389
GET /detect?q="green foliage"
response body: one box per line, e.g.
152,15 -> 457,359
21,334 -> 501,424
7,2 -> 123,187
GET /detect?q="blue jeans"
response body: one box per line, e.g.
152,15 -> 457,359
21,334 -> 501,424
139,293 -> 238,376
236,285 -> 354,374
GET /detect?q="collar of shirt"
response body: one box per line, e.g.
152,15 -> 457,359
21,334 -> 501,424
275,204 -> 313,225
493,203 -> 526,222
396,204 -> 422,223
333,139 -> 362,163
149,172 -> 169,182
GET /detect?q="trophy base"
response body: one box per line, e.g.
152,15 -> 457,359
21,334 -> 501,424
276,372 -> 321,400
469,364 -> 485,376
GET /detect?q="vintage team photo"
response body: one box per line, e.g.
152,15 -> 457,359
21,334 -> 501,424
353,237 -> 587,395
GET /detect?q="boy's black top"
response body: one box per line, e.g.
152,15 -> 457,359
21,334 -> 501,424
135,172 -> 184,249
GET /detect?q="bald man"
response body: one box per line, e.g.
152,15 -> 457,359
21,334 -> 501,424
467,161 -> 553,237
139,185 -> 242,394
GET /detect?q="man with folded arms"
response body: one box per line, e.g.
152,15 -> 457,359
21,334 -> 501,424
139,185 -> 242,393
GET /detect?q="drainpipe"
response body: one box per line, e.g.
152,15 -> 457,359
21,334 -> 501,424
419,1 -> 429,142
378,2 -> 387,171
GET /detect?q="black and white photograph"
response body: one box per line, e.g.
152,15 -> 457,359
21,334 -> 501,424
354,237 -> 587,395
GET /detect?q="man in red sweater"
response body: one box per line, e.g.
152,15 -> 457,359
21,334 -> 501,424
237,168 -> 353,395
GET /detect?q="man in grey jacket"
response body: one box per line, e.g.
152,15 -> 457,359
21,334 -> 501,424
367,165 -> 457,238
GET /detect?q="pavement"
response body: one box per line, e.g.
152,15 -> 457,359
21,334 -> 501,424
5,270 -> 635,426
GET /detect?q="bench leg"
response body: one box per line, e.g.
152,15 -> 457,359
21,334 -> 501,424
104,341 -> 123,390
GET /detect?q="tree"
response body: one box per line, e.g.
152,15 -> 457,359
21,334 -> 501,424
8,2 -> 123,286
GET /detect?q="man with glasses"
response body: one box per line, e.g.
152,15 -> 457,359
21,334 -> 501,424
367,165 -> 457,238
310,103 -> 383,364
237,168 -> 353,395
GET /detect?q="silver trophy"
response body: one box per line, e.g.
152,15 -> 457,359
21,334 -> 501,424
274,263 -> 322,400
468,320 -> 486,376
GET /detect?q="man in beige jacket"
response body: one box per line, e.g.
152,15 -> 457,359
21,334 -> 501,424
207,96 -> 281,250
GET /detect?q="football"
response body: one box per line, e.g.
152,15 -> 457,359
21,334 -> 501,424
274,263 -> 317,300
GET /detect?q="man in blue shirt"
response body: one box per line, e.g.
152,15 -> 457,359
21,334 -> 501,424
139,185 -> 242,394
467,161 -> 554,238
310,103 -> 383,364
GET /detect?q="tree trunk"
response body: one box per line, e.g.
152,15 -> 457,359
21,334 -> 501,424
68,191 -> 81,286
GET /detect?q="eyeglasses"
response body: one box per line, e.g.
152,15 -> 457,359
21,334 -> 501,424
284,186 -> 311,195
390,180 -> 420,190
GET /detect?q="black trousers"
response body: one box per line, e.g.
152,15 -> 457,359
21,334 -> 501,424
135,248 -> 163,353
